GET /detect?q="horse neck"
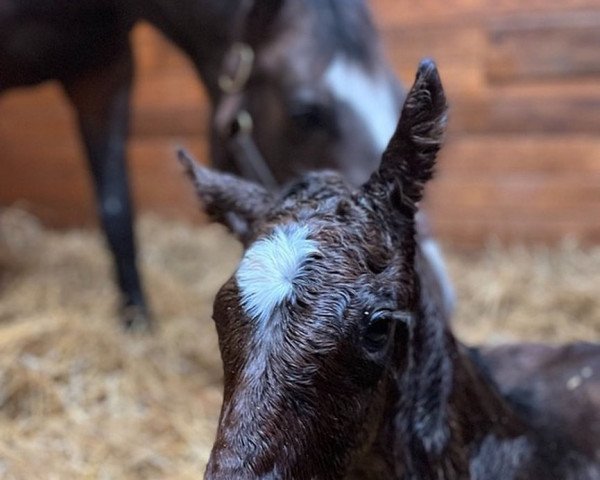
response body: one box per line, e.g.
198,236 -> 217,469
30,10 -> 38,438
128,0 -> 241,100
392,275 -> 527,479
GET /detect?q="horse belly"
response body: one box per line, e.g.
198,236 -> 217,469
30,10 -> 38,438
0,2 -> 128,90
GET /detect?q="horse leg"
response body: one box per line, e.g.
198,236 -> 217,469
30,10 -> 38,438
62,44 -> 150,330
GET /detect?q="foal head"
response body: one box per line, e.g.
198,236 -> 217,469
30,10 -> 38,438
213,0 -> 403,186
184,60 -> 447,479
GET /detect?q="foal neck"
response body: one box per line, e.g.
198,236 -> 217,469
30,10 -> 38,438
391,258 -> 528,479
346,272 -> 527,480
400,326 -> 527,479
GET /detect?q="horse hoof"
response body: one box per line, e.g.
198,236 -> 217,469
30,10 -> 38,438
121,305 -> 153,332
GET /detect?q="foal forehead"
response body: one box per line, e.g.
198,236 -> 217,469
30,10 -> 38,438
236,223 -> 318,324
235,174 -> 375,325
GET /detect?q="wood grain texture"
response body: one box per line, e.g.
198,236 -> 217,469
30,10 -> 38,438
486,12 -> 600,82
438,135 -> 600,175
1,3 -> 600,246
372,0 -> 600,27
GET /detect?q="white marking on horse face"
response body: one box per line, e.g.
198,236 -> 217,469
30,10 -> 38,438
324,56 -> 399,153
236,224 -> 318,326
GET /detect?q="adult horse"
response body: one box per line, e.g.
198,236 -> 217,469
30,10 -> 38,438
0,0 -> 452,328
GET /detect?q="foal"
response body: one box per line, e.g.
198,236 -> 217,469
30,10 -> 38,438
181,60 -> 600,479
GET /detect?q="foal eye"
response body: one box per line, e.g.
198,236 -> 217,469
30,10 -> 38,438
364,310 -> 394,351
364,310 -> 413,353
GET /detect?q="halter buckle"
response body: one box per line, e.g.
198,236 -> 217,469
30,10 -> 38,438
231,110 -> 253,137
218,42 -> 255,94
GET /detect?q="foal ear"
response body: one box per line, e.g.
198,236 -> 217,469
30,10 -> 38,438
178,149 -> 273,243
365,59 -> 447,213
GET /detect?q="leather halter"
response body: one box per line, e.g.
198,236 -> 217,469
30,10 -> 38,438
215,1 -> 279,190
218,42 -> 254,95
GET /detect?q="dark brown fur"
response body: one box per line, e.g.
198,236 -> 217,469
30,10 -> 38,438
181,61 -> 600,479
479,342 -> 600,463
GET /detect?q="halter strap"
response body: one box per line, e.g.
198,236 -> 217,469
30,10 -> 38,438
214,0 -> 280,190
227,111 -> 279,190
218,0 -> 255,94
218,42 -> 254,95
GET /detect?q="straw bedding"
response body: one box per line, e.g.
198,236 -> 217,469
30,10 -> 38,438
0,209 -> 598,479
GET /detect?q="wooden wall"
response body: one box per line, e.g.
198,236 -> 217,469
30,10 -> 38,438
1,0 -> 599,246
374,0 -> 600,245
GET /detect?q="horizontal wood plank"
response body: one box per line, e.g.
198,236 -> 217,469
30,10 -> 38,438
453,81 -> 600,134
371,0 -> 600,28
486,12 -> 600,83
437,135 -> 600,175
428,174 -> 600,211
134,24 -> 196,74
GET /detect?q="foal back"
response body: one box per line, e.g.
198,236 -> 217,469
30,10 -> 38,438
481,342 -> 600,462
